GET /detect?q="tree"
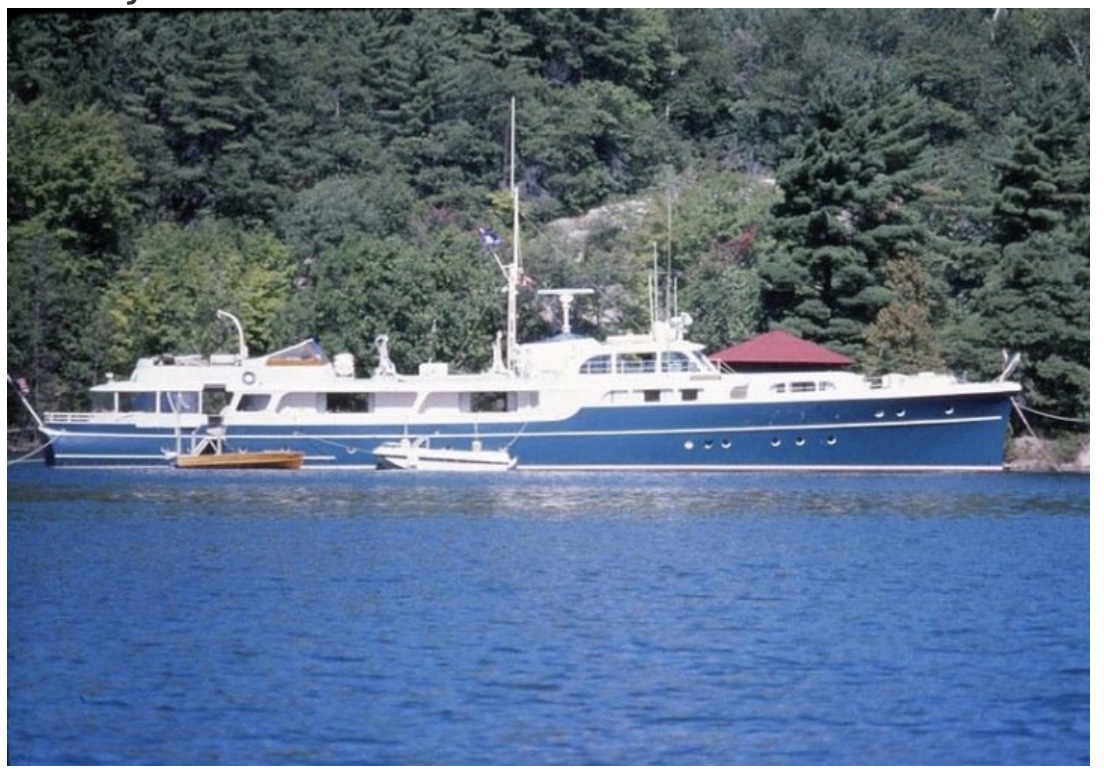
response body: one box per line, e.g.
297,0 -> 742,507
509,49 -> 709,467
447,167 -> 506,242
645,167 -> 776,350
524,81 -> 675,217
966,73 -> 1089,427
518,9 -> 681,96
291,226 -> 501,374
101,220 -> 295,371
7,100 -> 141,409
665,10 -> 759,145
7,101 -> 140,253
759,76 -> 933,356
861,255 -> 944,374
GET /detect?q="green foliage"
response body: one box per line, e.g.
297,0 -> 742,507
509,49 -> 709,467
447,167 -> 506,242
7,221 -> 114,410
648,168 -> 777,350
7,100 -> 141,409
8,101 -> 140,252
524,81 -> 675,217
861,255 -> 944,374
101,220 -> 294,370
962,70 -> 1089,426
523,201 -> 651,339
760,76 -> 932,355
4,9 -> 1090,440
291,227 -> 500,373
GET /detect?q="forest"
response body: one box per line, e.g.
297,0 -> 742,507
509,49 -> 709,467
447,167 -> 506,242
6,9 -> 1090,437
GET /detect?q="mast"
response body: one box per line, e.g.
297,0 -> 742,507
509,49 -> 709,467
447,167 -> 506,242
506,98 -> 520,372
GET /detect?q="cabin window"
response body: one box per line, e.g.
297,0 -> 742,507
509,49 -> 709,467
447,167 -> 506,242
326,392 -> 373,413
238,394 -> 271,412
159,391 -> 199,413
470,392 -> 508,413
661,352 -> 695,373
277,392 -> 322,413
730,385 -> 749,400
680,389 -> 700,402
790,381 -> 817,393
643,389 -> 662,403
769,383 -> 786,393
819,381 -> 836,391
617,352 -> 656,374
580,355 -> 611,374
91,393 -> 116,413
119,392 -> 157,413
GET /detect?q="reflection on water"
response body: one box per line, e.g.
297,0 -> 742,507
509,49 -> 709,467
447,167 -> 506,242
18,468 -> 1087,522
7,467 -> 1089,765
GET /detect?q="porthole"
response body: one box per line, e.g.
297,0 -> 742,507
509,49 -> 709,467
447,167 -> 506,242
770,438 -> 781,448
684,440 -> 695,451
874,409 -> 885,419
704,440 -> 714,450
721,439 -> 731,449
826,435 -> 838,446
896,407 -> 907,417
945,406 -> 955,416
795,437 -> 806,447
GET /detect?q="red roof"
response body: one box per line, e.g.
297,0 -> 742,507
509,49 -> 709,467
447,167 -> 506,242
709,330 -> 853,367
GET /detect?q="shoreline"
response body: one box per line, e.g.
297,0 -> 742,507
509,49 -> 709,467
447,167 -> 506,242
1006,437 -> 1090,473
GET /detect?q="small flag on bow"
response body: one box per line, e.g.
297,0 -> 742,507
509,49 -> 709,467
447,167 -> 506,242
479,228 -> 502,249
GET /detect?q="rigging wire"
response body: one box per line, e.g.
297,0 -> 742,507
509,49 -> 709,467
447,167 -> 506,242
1013,400 -> 1089,425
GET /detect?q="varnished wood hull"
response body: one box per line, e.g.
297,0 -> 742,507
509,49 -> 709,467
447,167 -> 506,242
174,450 -> 304,469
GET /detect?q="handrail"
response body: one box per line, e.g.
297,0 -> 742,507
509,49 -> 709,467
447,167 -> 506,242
43,412 -> 105,423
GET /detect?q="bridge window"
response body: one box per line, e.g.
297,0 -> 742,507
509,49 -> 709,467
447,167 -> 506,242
617,352 -> 656,374
661,352 -> 694,373
580,355 -> 611,374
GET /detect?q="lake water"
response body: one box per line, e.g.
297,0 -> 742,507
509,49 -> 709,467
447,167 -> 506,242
6,465 -> 1089,765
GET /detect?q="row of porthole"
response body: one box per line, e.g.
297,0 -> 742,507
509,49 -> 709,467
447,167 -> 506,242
875,406 -> 956,419
681,405 -> 958,452
683,435 -> 840,452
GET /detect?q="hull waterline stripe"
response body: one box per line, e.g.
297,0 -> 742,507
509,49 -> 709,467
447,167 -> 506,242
516,463 -> 1008,473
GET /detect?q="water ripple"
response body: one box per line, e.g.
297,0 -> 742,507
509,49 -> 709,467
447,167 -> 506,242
7,467 -> 1089,765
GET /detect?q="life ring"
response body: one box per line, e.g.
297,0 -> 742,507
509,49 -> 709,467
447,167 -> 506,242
242,371 -> 256,385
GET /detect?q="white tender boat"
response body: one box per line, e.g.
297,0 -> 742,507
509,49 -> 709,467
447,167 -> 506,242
373,436 -> 517,471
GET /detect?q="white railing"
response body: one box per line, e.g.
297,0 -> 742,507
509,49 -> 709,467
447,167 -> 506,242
43,412 -> 139,424
43,412 -> 98,423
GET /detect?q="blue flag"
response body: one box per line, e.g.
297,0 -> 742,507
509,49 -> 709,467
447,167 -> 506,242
479,228 -> 502,249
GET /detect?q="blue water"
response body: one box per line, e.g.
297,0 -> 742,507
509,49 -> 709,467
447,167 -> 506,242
7,466 -> 1089,765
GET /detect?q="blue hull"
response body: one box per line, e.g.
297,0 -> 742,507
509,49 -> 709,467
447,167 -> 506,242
43,392 -> 1013,471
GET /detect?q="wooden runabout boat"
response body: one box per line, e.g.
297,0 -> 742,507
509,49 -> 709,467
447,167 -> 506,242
171,432 -> 304,470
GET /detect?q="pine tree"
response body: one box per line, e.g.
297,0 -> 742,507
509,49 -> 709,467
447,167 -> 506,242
972,74 -> 1089,427
759,76 -> 932,356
